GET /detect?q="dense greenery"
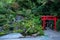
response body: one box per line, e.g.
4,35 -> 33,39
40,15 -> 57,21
56,19 -> 60,31
0,0 -> 60,36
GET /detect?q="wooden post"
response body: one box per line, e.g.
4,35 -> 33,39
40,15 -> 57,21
42,20 -> 46,30
54,17 -> 57,31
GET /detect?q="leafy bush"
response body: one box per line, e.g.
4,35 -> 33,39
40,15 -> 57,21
0,0 -> 46,36
0,31 -> 7,36
18,17 -> 44,36
13,29 -> 23,33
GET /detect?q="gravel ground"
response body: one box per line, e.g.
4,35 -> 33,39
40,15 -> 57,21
44,29 -> 60,40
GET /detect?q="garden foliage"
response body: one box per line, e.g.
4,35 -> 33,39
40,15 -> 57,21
0,0 -> 60,36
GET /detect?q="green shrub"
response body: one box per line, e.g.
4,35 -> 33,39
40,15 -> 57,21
13,29 -> 23,33
28,25 -> 44,35
18,17 -> 44,36
0,31 -> 7,36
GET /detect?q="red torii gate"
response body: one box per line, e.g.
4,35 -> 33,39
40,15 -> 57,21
41,16 -> 58,31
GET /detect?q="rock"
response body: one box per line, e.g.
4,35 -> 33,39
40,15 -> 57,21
0,27 -> 3,32
0,33 -> 24,38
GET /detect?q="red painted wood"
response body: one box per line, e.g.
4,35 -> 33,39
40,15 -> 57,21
54,17 -> 57,31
